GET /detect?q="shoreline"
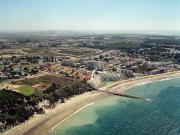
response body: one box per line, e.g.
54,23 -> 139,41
49,102 -> 96,133
3,71 -> 180,135
49,94 -> 113,134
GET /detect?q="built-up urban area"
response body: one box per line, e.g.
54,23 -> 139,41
0,32 -> 180,132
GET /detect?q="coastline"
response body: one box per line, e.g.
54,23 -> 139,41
3,71 -> 180,135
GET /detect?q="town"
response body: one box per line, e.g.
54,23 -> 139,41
0,32 -> 180,132
1,33 -> 180,83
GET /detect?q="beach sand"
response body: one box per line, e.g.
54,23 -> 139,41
3,71 -> 180,135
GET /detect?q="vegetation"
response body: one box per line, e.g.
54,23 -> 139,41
17,85 -> 35,96
59,47 -> 100,56
143,38 -> 180,46
0,90 -> 44,133
105,42 -> 137,49
79,41 -> 138,50
32,81 -> 93,106
0,80 -> 93,133
14,75 -> 74,86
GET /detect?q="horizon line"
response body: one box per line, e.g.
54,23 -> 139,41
0,30 -> 180,36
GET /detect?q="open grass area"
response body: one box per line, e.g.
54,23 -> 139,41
17,85 -> 35,96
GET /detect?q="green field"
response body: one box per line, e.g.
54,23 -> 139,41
17,85 -> 35,96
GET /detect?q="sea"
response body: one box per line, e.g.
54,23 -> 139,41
50,78 -> 180,135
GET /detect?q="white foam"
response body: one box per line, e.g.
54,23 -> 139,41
133,77 -> 180,87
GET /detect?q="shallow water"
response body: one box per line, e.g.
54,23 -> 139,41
50,78 -> 180,135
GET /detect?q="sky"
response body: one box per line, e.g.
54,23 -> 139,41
0,0 -> 180,33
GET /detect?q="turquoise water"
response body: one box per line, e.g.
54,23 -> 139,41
50,78 -> 180,135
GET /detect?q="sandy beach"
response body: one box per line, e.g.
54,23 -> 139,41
3,71 -> 180,135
